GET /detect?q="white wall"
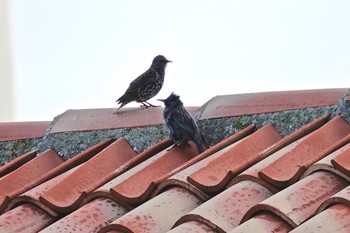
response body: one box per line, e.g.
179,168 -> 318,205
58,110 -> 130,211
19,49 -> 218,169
0,0 -> 15,121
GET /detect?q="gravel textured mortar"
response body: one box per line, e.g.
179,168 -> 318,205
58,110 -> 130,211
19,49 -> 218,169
1,89 -> 350,163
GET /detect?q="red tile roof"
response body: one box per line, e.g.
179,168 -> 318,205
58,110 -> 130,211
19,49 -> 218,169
0,88 -> 350,233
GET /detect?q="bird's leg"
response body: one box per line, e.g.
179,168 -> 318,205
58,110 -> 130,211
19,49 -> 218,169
167,140 -> 191,151
139,102 -> 150,108
145,101 -> 160,108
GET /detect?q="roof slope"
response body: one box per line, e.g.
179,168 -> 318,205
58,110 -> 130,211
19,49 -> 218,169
0,88 -> 350,233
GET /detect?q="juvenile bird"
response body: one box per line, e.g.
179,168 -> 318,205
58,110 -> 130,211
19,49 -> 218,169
158,93 -> 206,153
115,55 -> 172,113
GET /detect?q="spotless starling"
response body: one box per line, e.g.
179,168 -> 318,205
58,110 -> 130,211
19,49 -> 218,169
115,55 -> 172,113
159,93 -> 206,153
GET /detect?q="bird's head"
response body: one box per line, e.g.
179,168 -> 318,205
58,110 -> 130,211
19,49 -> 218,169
152,55 -> 172,69
158,92 -> 182,108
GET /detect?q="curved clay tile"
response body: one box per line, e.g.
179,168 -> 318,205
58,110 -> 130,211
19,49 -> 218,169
40,138 -> 137,213
4,139 -> 112,215
0,149 -> 37,177
99,187 -> 202,233
0,149 -> 63,213
227,213 -> 293,233
228,114 -> 329,192
259,116 -> 350,188
331,145 -> 350,177
82,139 -> 173,207
0,203 -> 54,233
289,204 -> 350,233
110,141 -> 199,205
174,181 -> 273,232
187,124 -> 282,193
302,142 -> 350,182
152,125 -> 256,200
167,221 -> 217,233
316,185 -> 350,214
39,198 -> 127,233
4,166 -> 78,217
242,171 -> 348,228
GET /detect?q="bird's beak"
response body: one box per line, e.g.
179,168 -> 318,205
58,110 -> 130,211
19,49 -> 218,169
167,60 -> 172,63
157,99 -> 165,102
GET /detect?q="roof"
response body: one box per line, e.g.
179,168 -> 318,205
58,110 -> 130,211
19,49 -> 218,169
0,88 -> 350,233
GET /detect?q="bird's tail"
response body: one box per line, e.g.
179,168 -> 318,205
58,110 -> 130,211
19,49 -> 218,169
196,143 -> 205,154
115,95 -> 130,112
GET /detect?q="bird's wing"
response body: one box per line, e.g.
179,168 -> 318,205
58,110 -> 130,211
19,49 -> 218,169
127,68 -> 154,92
168,107 -> 199,140
116,69 -> 153,102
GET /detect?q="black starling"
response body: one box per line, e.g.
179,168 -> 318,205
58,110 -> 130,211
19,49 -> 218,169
115,55 -> 172,113
158,93 -> 206,153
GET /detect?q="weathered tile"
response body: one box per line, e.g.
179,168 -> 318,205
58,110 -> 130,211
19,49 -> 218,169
227,214 -> 292,233
0,204 -> 54,233
0,121 -> 50,141
167,221 -> 216,233
0,149 -> 63,213
40,138 -> 137,213
50,107 -> 198,133
302,142 -> 350,181
99,187 -> 202,233
152,125 -> 255,200
0,150 -> 37,177
188,124 -> 282,192
40,198 -> 127,233
228,114 -> 329,192
259,116 -> 350,187
175,181 -> 273,232
243,171 -> 348,227
110,141 -> 199,205
290,204 -> 350,233
199,89 -> 347,119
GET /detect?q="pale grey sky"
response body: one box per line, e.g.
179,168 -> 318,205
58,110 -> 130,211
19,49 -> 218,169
6,0 -> 350,121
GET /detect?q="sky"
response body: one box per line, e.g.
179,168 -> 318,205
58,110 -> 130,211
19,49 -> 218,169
8,0 -> 350,121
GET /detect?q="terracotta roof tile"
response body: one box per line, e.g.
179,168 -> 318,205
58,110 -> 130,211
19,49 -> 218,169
0,121 -> 50,141
259,116 -> 350,188
168,221 -> 216,233
331,145 -> 350,177
81,138 -> 172,207
0,149 -> 37,177
243,171 -> 348,228
290,204 -> 350,233
152,125 -> 256,200
40,138 -> 137,213
227,213 -> 293,233
317,185 -> 350,213
228,114 -> 330,192
5,164 -> 80,217
99,187 -> 202,233
199,88 -> 348,119
3,139 -> 112,216
302,142 -> 350,181
174,181 -> 273,232
187,124 -> 282,193
0,149 -> 63,213
0,203 -> 54,233
110,141 -> 199,205
1,88 -> 350,232
50,107 -> 198,133
40,198 -> 127,233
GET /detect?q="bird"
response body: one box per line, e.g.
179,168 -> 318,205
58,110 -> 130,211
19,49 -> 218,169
115,55 -> 172,113
158,93 -> 206,153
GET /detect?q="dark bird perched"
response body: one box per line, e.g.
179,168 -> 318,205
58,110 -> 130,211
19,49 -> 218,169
158,93 -> 206,153
115,55 -> 172,113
